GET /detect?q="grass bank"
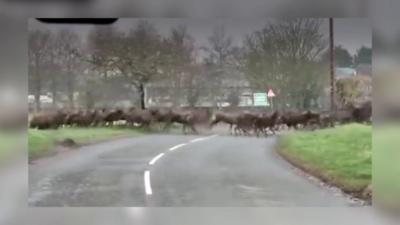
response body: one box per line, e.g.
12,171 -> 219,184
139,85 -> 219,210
278,123 -> 372,199
28,127 -> 143,160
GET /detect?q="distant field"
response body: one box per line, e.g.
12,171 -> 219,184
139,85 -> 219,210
278,123 -> 372,197
28,127 -> 143,160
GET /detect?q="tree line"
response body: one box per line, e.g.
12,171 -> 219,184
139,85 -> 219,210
322,45 -> 371,68
28,19 -> 371,111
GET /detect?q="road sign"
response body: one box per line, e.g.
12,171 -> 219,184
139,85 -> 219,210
267,89 -> 276,97
253,92 -> 269,106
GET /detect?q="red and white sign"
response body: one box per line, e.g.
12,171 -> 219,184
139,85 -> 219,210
267,89 -> 276,97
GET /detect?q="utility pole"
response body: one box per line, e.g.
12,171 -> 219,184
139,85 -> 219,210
329,18 -> 336,111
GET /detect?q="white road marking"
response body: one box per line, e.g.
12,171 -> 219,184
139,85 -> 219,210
206,134 -> 218,138
190,134 -> 218,143
144,170 -> 152,195
190,137 -> 207,143
144,134 -> 218,196
168,143 -> 187,151
149,153 -> 165,165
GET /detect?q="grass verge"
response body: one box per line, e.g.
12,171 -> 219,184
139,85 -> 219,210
278,123 -> 371,200
28,126 -> 143,160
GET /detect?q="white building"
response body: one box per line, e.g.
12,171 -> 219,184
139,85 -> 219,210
335,67 -> 357,79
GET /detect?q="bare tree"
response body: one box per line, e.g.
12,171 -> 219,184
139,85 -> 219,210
206,25 -> 234,65
85,26 -> 128,107
56,29 -> 81,108
204,25 -> 235,106
163,25 -> 199,106
113,20 -> 165,109
227,88 -> 240,107
86,26 -> 121,81
85,21 -> 190,109
28,29 -> 51,111
242,19 -> 328,109
44,34 -> 63,107
183,65 -> 204,107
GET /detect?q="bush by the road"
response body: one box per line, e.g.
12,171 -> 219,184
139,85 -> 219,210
28,127 -> 142,160
278,123 -> 371,198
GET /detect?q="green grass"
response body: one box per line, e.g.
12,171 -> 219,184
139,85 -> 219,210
279,123 -> 372,193
28,127 -> 142,159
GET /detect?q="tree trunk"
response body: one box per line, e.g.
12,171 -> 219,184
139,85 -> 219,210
34,83 -> 41,112
139,83 -> 146,109
86,89 -> 94,109
34,60 -> 41,112
67,69 -> 75,109
51,77 -> 57,108
173,79 -> 181,107
67,76 -> 74,109
303,91 -> 310,109
188,90 -> 199,107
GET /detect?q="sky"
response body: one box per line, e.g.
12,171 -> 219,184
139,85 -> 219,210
29,18 -> 371,55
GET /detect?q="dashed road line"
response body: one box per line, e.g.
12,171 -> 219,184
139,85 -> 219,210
190,137 -> 207,143
144,170 -> 152,195
168,143 -> 187,151
190,134 -> 218,143
149,153 -> 165,165
144,134 -> 218,196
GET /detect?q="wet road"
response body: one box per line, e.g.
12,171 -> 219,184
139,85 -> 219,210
7,207 -> 383,225
29,134 -> 354,206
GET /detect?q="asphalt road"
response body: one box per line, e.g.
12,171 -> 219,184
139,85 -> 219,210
29,134 -> 356,207
7,208 -> 383,225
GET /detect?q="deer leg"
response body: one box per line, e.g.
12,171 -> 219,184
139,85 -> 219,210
242,127 -> 249,136
190,124 -> 198,134
254,127 -> 259,137
163,121 -> 172,131
234,125 -> 239,136
270,127 -> 276,135
182,123 -> 187,134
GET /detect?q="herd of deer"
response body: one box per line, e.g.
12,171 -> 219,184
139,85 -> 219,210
29,107 -> 200,133
29,100 -> 371,136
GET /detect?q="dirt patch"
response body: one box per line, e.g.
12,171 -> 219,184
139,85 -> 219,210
362,184 -> 372,200
58,138 -> 78,147
277,147 -> 371,203
29,134 -> 138,164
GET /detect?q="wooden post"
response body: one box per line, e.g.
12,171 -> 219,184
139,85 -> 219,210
329,18 -> 336,111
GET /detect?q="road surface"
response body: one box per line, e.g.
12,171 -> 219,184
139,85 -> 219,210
29,134 -> 356,206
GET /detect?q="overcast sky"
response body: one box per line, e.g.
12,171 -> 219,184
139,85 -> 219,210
30,18 -> 370,55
